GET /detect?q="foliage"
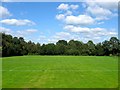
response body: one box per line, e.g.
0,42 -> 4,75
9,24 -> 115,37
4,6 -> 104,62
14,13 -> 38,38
1,33 -> 120,57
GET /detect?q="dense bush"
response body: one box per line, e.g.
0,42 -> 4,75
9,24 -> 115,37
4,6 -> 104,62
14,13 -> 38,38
1,33 -> 120,57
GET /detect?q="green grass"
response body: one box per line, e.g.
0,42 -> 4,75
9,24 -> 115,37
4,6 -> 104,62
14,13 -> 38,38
0,58 -> 2,89
2,56 -> 118,88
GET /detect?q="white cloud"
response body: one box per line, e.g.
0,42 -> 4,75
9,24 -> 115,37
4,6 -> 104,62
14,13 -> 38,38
56,10 -> 73,20
97,21 -> 104,25
70,5 -> 79,10
65,15 -> 95,26
13,29 -> 38,40
0,27 -> 38,38
57,3 -> 79,10
25,29 -> 38,33
39,36 -> 46,40
94,30 -> 117,37
64,25 -> 117,43
65,10 -> 72,15
85,0 -> 118,10
87,5 -> 112,20
0,6 -> 11,18
56,2 -> 118,26
64,25 -> 117,36
95,17 -> 109,21
1,28 -> 39,43
64,25 -> 89,33
96,2 -> 118,11
0,19 -> 35,26
85,1 -> 117,21
55,2 -> 118,44
54,32 -> 71,39
57,3 -> 69,10
56,14 -> 65,20
17,29 -> 38,35
0,26 -> 12,34
48,32 -> 71,43
85,34 -> 101,39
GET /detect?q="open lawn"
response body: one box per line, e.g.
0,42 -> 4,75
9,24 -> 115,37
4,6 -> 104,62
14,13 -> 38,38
2,56 -> 118,88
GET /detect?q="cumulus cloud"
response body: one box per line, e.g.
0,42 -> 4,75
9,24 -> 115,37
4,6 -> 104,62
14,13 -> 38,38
55,2 -> 118,43
13,29 -> 38,39
94,30 -> 117,37
56,3 -> 79,21
70,5 -> 79,10
17,29 -> 38,35
84,1 -> 118,21
56,10 -> 73,20
57,3 -> 79,10
87,5 -> 112,20
0,28 -> 39,42
0,26 -> 12,34
56,14 -> 65,20
64,25 -> 117,43
65,10 -> 72,15
47,32 -> 71,43
0,6 -> 11,18
65,15 -> 95,26
64,25 -> 117,36
57,3 -> 69,10
56,2 -> 118,25
0,19 -> 35,26
54,32 -> 71,39
25,29 -> 38,33
39,36 -> 46,40
56,4 -> 95,26
85,0 -> 118,10
95,2 -> 118,11
64,25 -> 89,33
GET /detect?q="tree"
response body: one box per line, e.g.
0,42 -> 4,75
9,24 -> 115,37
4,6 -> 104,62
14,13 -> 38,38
36,43 -> 41,54
95,43 -> 104,56
45,43 -> 55,55
27,41 -> 38,54
81,43 -> 89,55
1,33 -> 120,57
56,40 -> 67,55
56,40 -> 67,45
66,40 -> 82,55
102,40 -> 110,56
56,44 -> 66,55
109,37 -> 119,55
87,40 -> 96,55
2,33 -> 14,56
40,44 -> 46,55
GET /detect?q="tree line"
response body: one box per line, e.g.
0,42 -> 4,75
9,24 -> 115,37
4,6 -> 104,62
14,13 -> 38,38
1,33 -> 120,57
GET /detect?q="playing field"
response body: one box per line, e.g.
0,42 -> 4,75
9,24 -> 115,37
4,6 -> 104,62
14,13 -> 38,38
2,56 -> 118,88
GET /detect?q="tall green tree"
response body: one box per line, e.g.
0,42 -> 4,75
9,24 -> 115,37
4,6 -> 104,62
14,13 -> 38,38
56,40 -> 67,55
87,40 -> 96,55
95,43 -> 104,56
1,33 -> 120,57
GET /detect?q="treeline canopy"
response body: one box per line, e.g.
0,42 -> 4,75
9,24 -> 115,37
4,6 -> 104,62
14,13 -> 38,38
1,33 -> 120,57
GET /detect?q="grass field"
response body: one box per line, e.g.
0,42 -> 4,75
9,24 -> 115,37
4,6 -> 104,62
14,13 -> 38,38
2,56 -> 118,88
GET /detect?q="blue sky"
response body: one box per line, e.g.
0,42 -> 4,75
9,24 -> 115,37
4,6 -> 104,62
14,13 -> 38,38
0,2 -> 118,44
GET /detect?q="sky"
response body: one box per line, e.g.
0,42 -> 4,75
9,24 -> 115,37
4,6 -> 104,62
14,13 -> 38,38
0,1 -> 118,44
